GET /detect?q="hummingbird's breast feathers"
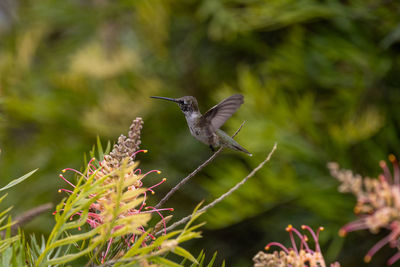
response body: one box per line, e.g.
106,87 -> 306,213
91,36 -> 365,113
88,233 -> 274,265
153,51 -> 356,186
186,111 -> 201,121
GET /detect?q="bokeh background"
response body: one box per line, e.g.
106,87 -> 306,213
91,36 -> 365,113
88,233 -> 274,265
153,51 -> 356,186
1,0 -> 400,266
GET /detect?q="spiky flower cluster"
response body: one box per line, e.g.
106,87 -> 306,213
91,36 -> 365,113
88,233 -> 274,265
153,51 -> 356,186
103,117 -> 143,168
253,225 -> 340,267
57,117 -> 172,262
328,155 -> 400,265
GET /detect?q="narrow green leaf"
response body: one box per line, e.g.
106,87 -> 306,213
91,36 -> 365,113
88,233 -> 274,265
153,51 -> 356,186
46,241 -> 101,265
5,216 -> 12,238
0,235 -> 19,253
173,246 -> 198,264
89,144 -> 96,159
0,206 -> 13,222
120,232 -> 148,257
177,231 -> 203,243
97,136 -> 104,159
180,201 -> 205,237
148,230 -> 182,249
48,227 -> 100,250
1,246 -> 12,266
151,257 -> 182,267
0,169 -> 38,191
0,194 -> 7,204
207,251 -> 218,267
105,140 -> 111,154
0,221 -> 15,232
180,257 -> 187,266
191,250 -> 204,267
196,250 -> 204,261
199,252 -> 205,266
184,222 -> 207,235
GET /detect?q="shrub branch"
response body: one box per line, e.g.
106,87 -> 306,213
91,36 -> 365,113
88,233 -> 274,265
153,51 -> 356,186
156,142 -> 277,236
154,121 -> 246,209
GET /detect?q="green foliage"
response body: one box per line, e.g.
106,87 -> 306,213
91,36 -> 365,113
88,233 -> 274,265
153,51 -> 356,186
33,162 -> 202,266
0,158 -> 208,266
180,250 -> 222,267
1,0 -> 400,266
0,196 -> 25,267
193,250 -> 219,267
0,170 -> 44,267
0,169 -> 38,192
0,134 -> 219,266
0,231 -> 27,267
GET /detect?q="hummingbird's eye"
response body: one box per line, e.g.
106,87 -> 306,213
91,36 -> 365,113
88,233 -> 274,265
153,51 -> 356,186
180,103 -> 190,112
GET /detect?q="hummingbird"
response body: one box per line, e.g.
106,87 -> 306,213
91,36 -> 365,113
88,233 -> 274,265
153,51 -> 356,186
150,94 -> 252,156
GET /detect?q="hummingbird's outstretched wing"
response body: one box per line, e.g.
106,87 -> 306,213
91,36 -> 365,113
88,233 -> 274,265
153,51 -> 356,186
202,94 -> 244,131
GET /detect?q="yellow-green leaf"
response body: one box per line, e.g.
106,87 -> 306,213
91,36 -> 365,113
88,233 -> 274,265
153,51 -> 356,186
0,169 -> 38,191
173,246 -> 198,264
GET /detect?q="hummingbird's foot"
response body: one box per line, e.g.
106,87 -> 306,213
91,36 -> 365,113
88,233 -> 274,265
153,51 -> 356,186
209,145 -> 215,152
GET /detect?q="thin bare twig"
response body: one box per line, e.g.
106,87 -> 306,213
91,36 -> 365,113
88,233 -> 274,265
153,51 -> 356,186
0,203 -> 54,237
156,142 -> 277,236
12,203 -> 54,234
154,121 -> 246,209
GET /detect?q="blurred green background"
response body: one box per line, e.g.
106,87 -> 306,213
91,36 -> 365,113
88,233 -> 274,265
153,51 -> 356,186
1,0 -> 400,266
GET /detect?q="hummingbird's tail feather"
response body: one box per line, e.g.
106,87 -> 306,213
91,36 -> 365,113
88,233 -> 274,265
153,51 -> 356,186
216,129 -> 252,156
231,143 -> 252,156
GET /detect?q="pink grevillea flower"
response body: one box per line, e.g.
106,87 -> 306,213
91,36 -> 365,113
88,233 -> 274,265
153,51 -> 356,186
57,118 -> 173,263
253,225 -> 340,267
329,155 -> 400,265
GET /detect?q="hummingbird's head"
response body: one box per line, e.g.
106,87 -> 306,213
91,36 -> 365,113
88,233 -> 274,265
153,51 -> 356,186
150,95 -> 199,114
175,96 -> 199,114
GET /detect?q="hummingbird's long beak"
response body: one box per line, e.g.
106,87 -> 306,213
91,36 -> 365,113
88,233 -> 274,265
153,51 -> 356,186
150,96 -> 180,103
